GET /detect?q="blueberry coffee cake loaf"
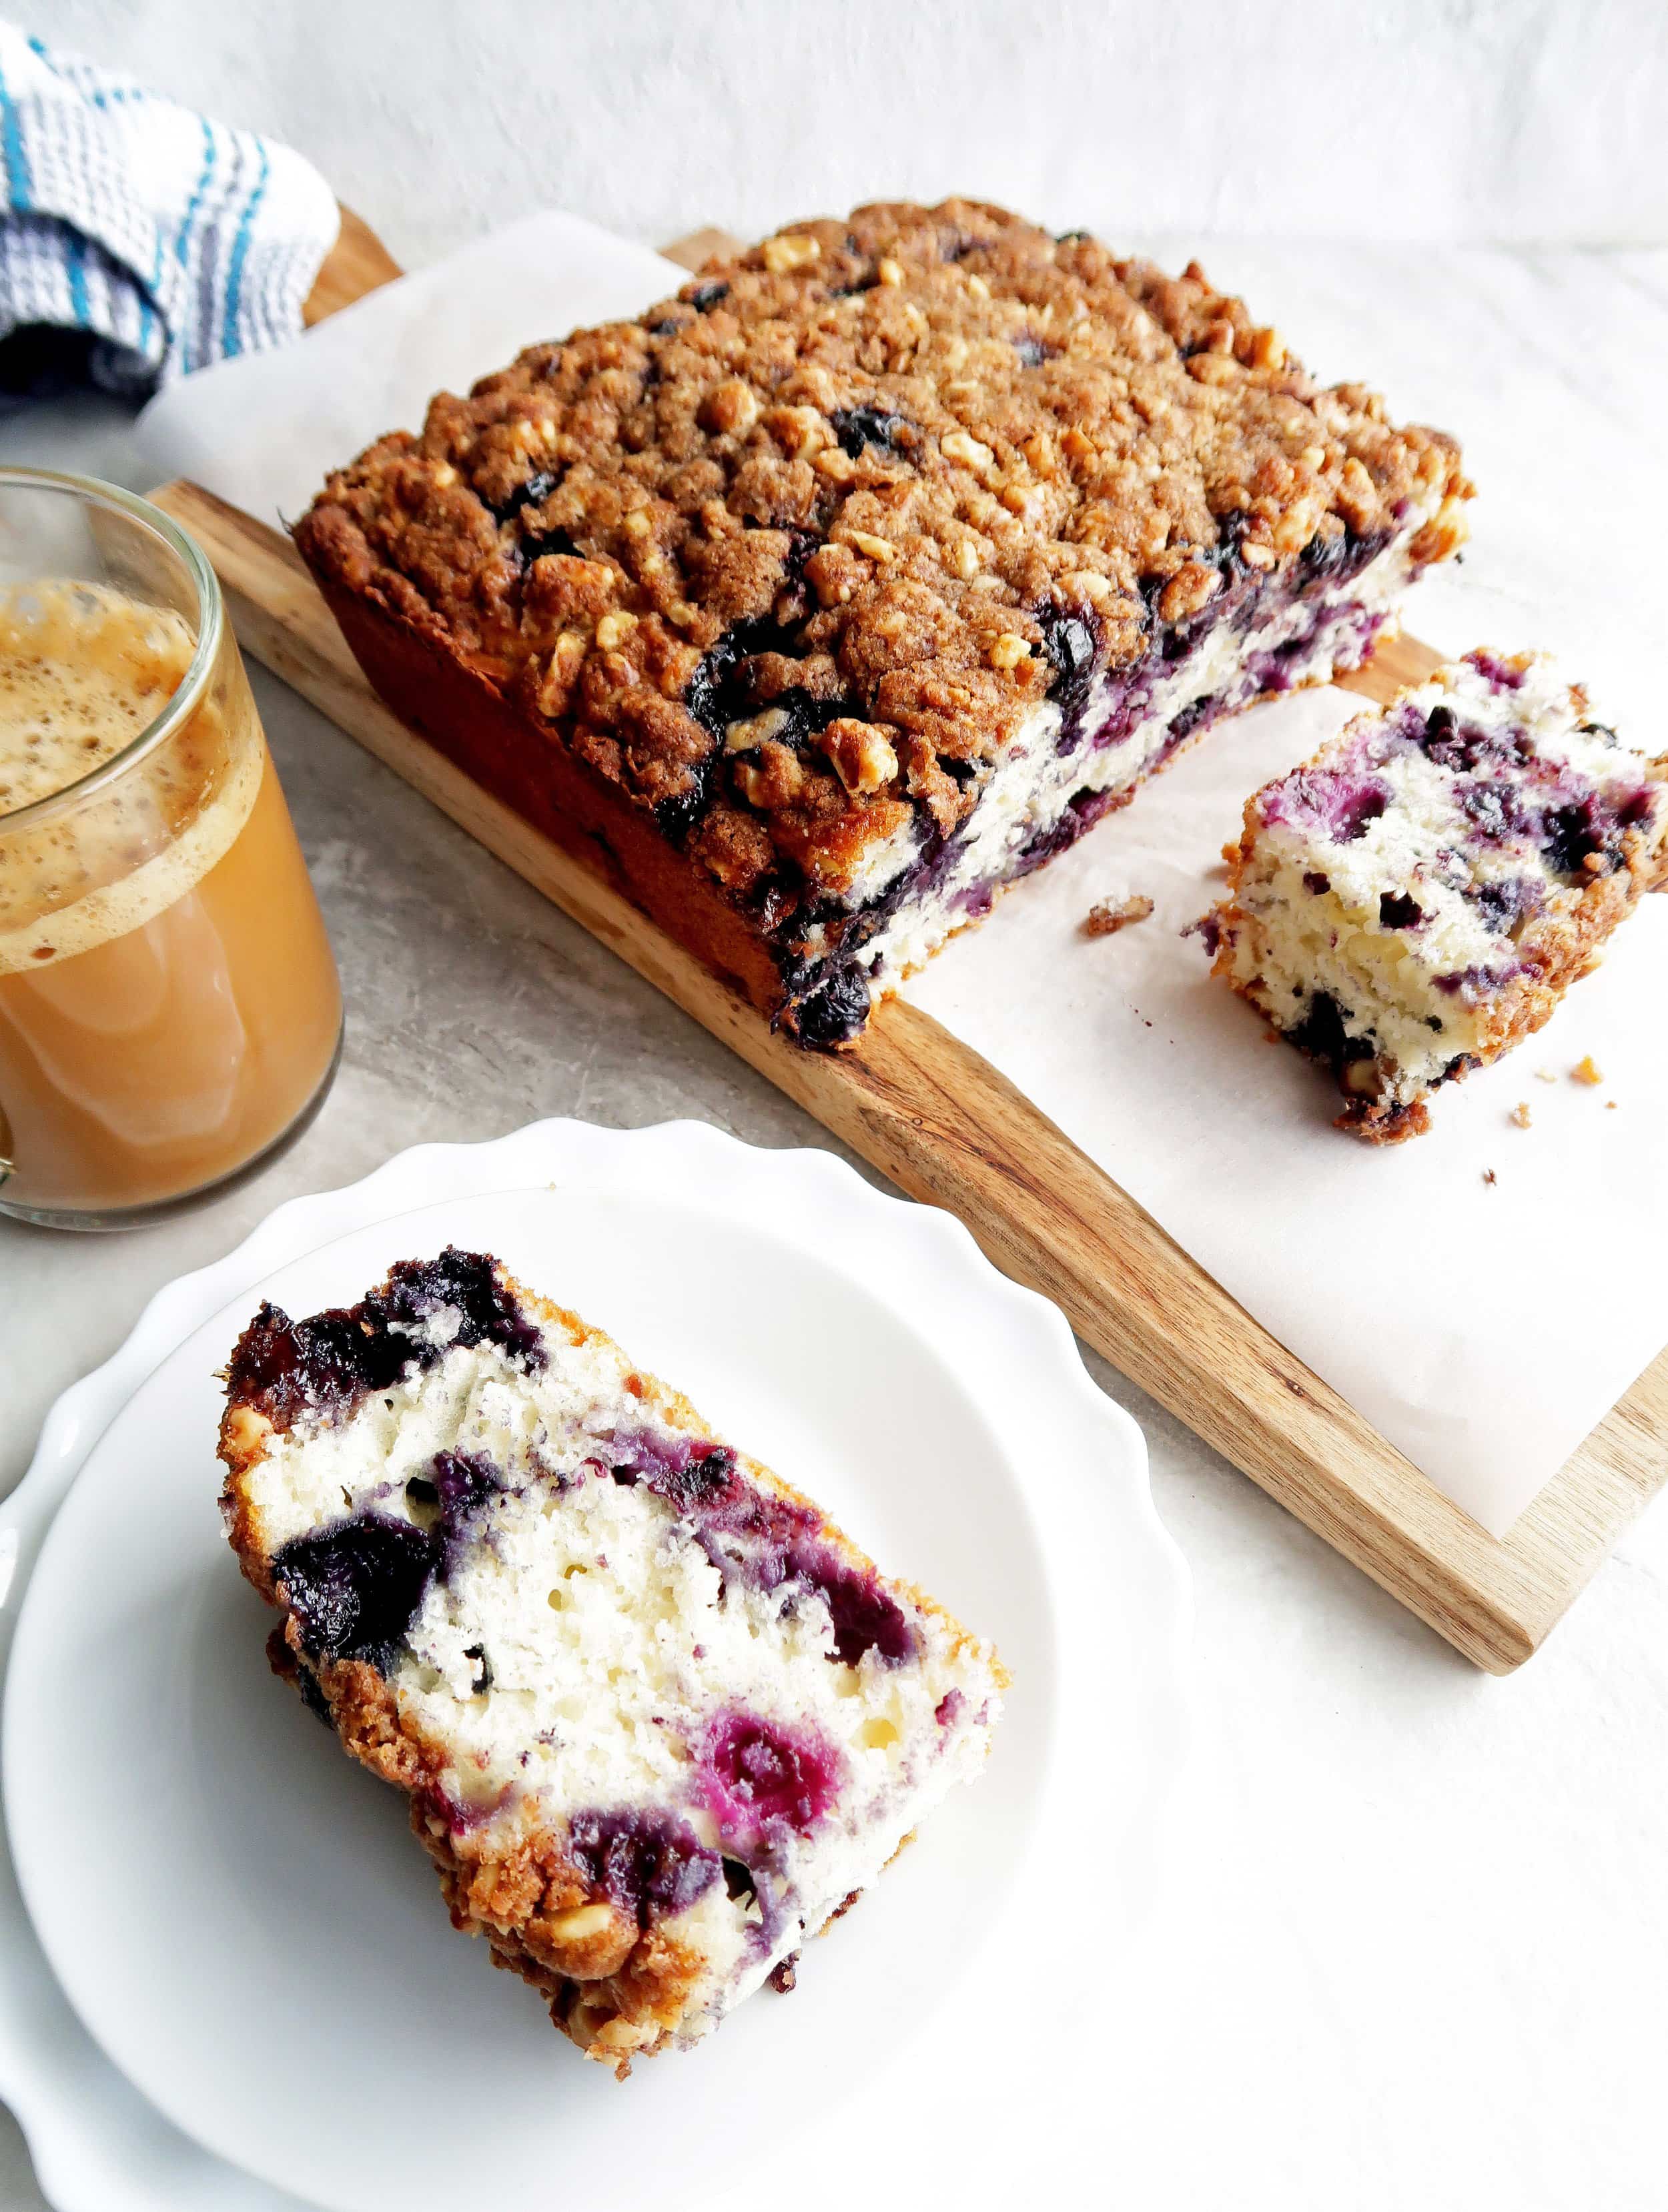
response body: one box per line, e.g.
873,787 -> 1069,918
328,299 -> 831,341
294,199 -> 1471,1047
218,1249 -> 1002,2075
1204,650 -> 1668,1140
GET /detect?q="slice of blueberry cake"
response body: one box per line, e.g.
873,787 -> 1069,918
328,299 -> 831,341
218,1249 -> 1002,2076
294,199 -> 1471,1047
1204,650 -> 1668,1140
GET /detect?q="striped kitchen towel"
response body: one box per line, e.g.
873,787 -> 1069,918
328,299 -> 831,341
0,23 -> 339,397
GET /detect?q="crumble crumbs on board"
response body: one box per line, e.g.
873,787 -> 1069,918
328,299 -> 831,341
1084,893 -> 1155,937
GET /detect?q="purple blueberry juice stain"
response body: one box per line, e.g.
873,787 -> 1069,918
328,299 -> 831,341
606,1428 -> 739,1516
609,1425 -> 915,1666
566,1808 -> 719,1926
1014,785 -> 1122,877
1435,960 -> 1524,1000
1262,769 -> 1390,843
695,1712 -> 843,1845
1465,649 -> 1525,692
935,1690 -> 965,1728
1465,876 -> 1541,936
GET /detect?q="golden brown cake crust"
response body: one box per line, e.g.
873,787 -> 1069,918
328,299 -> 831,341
295,198 -> 1471,921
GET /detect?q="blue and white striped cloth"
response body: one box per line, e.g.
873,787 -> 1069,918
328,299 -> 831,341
0,23 -> 338,396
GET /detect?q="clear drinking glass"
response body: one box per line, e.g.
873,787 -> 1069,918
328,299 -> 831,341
0,468 -> 342,1229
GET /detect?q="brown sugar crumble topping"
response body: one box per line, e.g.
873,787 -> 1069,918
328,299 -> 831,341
296,199 -> 1471,1045
1084,893 -> 1155,935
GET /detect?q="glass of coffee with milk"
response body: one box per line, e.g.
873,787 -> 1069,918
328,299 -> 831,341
0,469 -> 342,1227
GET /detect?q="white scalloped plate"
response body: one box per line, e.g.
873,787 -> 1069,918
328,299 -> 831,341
0,1120 -> 1192,2212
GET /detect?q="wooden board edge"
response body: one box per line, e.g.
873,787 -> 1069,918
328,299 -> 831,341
303,205 -> 403,326
147,476 -> 1668,1672
660,227 -> 745,273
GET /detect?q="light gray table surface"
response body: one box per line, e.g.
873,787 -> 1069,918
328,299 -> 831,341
3,288 -> 1667,2208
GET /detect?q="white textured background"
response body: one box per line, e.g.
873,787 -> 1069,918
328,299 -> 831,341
33,0 -> 1668,259
5,6 -> 1668,2211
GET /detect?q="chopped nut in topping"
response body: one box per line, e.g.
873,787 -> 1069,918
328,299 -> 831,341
542,1902 -> 616,1942
761,231 -> 820,273
1084,894 -> 1155,936
1157,562 -> 1222,626
725,706 -> 792,752
594,610 -> 639,650
942,430 -> 996,470
820,718 -> 899,796
988,632 -> 1032,670
699,379 -> 760,436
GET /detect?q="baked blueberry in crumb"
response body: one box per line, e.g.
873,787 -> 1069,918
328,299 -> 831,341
226,1249 -> 545,1431
696,1712 -> 843,1844
567,1808 -> 721,1926
827,406 -> 911,459
273,1516 -> 436,1673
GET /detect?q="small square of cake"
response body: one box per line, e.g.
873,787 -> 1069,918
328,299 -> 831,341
1204,650 -> 1668,1140
294,199 -> 1471,1047
218,1249 -> 1002,2076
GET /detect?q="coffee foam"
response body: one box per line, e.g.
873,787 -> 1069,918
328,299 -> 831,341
0,583 -> 260,975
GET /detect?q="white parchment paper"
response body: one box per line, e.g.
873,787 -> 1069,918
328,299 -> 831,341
135,214 -> 1668,1536
136,211 -> 687,532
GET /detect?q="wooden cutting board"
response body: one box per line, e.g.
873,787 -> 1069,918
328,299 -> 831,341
154,209 -> 1668,1674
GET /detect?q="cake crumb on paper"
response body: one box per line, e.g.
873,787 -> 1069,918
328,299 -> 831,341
1510,1102 -> 1532,1129
1572,1056 -> 1605,1085
1084,893 -> 1154,937
1483,1169 -> 1498,1186
1533,1068 -> 1558,1083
